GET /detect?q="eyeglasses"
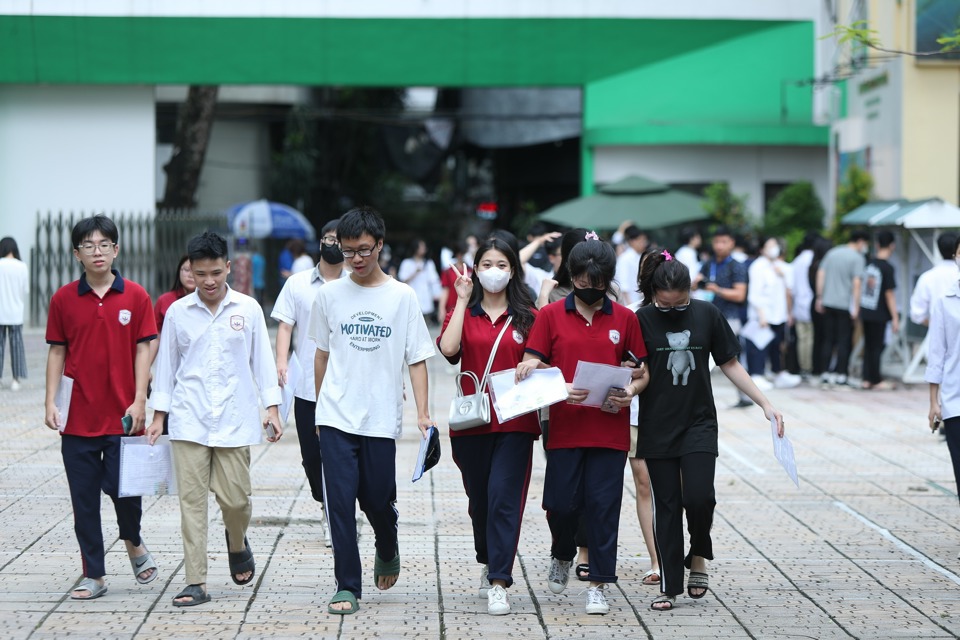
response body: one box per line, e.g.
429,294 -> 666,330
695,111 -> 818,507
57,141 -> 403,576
341,247 -> 376,259
321,236 -> 338,246
77,242 -> 116,255
653,299 -> 690,312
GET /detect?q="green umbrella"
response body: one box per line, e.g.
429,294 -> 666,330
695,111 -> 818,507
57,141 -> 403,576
539,175 -> 708,230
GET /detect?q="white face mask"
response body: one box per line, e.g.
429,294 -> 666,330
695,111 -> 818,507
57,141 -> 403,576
477,267 -> 511,293
764,244 -> 781,260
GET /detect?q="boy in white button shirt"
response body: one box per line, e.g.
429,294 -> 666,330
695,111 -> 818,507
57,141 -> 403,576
147,232 -> 282,607
308,206 -> 435,615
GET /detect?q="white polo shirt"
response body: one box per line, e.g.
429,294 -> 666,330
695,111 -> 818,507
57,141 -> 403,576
910,260 -> 958,325
927,281 -> 960,421
151,286 -> 282,447
271,264 -> 344,401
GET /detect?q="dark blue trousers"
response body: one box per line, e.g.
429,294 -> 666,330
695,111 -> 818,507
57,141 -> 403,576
293,397 -> 324,503
318,426 -> 398,599
61,435 -> 143,578
944,417 -> 960,507
450,432 -> 535,587
542,447 -> 626,584
746,322 -> 786,375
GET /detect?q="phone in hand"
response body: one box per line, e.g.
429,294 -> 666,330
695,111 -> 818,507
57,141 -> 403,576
933,417 -> 943,433
121,415 -> 134,435
601,387 -> 626,413
265,421 -> 277,440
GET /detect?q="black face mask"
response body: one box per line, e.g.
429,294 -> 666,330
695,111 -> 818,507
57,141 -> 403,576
573,286 -> 606,306
320,244 -> 344,265
664,308 -> 685,321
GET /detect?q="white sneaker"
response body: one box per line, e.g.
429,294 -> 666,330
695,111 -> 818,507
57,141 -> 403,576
750,375 -> 773,391
585,585 -> 609,614
9,380 -> 20,391
478,565 -> 489,598
547,558 -> 572,594
774,371 -> 801,389
487,584 -> 510,615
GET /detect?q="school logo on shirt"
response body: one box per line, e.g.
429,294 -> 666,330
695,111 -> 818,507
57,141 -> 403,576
230,315 -> 245,331
512,329 -> 523,345
341,311 -> 392,353
608,329 -> 621,345
118,310 -> 131,326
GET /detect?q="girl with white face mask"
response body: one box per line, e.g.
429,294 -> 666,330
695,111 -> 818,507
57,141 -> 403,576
745,237 -> 800,390
437,238 -> 539,616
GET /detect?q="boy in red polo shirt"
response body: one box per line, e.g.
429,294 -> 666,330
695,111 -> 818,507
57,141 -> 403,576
44,215 -> 159,600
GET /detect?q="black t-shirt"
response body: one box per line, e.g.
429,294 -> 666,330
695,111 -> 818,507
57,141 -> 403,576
859,258 -> 896,323
635,300 -> 741,458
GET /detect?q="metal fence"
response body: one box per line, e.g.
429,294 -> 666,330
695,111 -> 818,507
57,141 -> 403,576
30,210 -> 228,327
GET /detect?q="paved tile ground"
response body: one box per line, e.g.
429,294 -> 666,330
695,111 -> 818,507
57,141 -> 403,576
2,327 -> 960,639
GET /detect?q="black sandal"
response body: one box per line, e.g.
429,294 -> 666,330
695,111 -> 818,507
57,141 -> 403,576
225,530 -> 256,586
172,584 -> 210,607
687,571 -> 709,599
575,563 -> 590,581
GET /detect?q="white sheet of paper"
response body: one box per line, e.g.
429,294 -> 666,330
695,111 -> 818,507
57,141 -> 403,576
55,375 -> 73,433
119,436 -> 178,497
571,361 -> 633,408
741,320 -> 775,350
279,351 -> 303,425
488,367 -> 569,423
412,426 -> 438,483
770,418 -> 799,487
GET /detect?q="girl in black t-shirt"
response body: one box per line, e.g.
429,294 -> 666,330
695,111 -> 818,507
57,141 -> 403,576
636,250 -> 785,611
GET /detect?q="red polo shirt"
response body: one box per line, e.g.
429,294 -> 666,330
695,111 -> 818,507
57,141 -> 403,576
525,293 -> 646,451
154,288 -> 188,334
46,271 -> 157,437
438,304 -> 540,438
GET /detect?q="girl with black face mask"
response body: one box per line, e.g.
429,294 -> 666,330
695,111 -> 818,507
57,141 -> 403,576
635,250 -> 784,612
515,233 -> 648,616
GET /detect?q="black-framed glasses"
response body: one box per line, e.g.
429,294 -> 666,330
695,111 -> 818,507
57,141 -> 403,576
341,247 -> 376,259
77,241 -> 116,255
653,298 -> 690,312
321,236 -> 338,246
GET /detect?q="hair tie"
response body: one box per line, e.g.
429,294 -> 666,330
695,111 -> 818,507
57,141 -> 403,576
585,231 -> 599,241
662,249 -> 673,261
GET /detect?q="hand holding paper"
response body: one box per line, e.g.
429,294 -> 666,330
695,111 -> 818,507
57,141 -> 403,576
770,417 -> 798,487
571,361 -> 633,408
489,367 -> 569,423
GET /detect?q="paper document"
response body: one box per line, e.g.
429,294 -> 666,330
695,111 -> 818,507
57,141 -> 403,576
488,367 -> 569,423
412,426 -> 438,483
119,436 -> 178,497
741,320 -> 775,350
770,418 -> 799,487
279,351 -> 304,425
55,375 -> 73,433
571,361 -> 633,408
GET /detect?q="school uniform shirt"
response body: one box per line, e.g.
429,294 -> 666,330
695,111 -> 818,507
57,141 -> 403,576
398,258 -> 441,315
271,264 -> 345,401
438,304 -> 540,437
860,258 -> 896,324
635,300 -> 740,459
524,293 -> 646,451
46,270 -> 157,437
910,260 -> 958,324
0,256 -> 28,325
926,282 -> 960,421
747,257 -> 792,326
155,288 -> 188,335
151,286 -> 282,448
308,276 -> 435,439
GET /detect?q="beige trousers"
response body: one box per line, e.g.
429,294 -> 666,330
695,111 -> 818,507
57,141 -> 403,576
795,321 -> 814,373
171,440 -> 252,585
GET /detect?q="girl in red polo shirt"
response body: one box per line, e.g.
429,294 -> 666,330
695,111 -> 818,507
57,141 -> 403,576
516,235 -> 648,616
438,237 -> 539,616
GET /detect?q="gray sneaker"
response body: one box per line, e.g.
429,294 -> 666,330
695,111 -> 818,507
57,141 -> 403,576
547,558 -> 572,594
478,565 -> 489,598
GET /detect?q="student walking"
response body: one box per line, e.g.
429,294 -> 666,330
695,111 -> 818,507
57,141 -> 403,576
0,237 -> 28,390
272,218 -> 344,544
816,230 -> 868,387
307,206 -> 435,615
516,234 -> 648,616
43,215 -> 159,600
860,231 -> 899,390
635,250 -> 783,611
147,232 -> 282,607
438,237 -> 540,615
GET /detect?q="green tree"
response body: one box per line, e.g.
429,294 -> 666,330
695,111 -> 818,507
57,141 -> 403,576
764,182 -> 825,258
832,164 -> 874,241
825,21 -> 960,57
703,182 -> 752,233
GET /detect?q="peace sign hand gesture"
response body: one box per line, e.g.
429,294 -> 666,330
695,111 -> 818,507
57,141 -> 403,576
451,264 -> 473,300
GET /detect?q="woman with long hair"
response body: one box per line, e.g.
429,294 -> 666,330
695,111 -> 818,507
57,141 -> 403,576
516,233 -> 648,616
154,255 -> 196,335
636,250 -> 784,611
0,236 -> 28,391
438,237 -> 539,616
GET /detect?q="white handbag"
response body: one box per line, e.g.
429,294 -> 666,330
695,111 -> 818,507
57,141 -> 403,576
448,316 -> 513,431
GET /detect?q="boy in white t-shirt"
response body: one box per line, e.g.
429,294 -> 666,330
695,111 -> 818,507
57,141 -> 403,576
307,206 -> 435,615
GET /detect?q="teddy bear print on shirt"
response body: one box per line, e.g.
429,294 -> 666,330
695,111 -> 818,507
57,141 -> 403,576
666,330 -> 696,386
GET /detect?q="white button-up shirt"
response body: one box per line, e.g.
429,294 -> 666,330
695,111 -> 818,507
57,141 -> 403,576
910,260 -> 959,325
748,256 -> 793,326
927,281 -> 960,421
151,286 -> 282,447
270,264 -> 343,400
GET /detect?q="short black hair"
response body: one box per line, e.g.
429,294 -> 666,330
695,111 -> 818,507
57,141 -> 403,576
849,229 -> 869,243
72,215 -> 118,249
679,226 -> 700,245
0,236 -> 20,260
624,225 -> 647,241
527,221 -> 547,238
938,232 -> 958,260
876,230 -> 895,249
187,231 -> 229,262
712,225 -> 735,240
321,218 -> 340,237
567,239 -> 616,289
337,206 -> 385,243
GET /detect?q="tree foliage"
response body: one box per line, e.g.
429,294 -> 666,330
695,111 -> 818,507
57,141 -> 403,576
831,164 -> 874,242
824,21 -> 960,57
764,182 -> 825,258
703,182 -> 752,233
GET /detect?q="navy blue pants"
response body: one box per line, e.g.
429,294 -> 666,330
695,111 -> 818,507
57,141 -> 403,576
944,417 -> 960,507
294,397 -> 324,503
61,435 -> 143,578
451,431 -> 535,588
746,322 -> 785,376
646,453 -> 716,597
542,447 -> 626,584
318,426 -> 398,599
